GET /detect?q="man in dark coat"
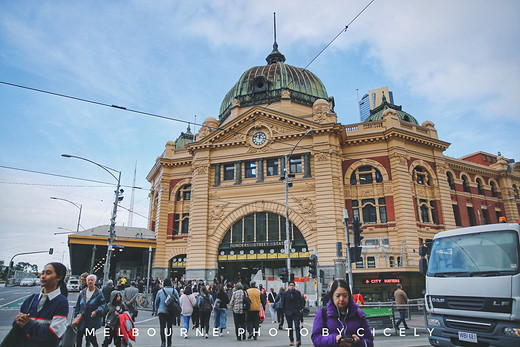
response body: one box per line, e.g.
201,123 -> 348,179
281,281 -> 305,346
102,280 -> 114,302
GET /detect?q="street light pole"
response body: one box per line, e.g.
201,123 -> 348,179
50,197 -> 82,233
282,129 -> 314,282
62,154 -> 122,284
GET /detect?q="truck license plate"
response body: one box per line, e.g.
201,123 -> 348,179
458,331 -> 478,343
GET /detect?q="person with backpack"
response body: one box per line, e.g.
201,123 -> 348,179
155,278 -> 179,347
229,283 -> 247,341
311,279 -> 373,347
179,285 -> 197,338
197,286 -> 214,338
213,284 -> 230,336
100,291 -> 127,347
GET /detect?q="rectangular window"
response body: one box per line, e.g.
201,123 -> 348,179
173,214 -> 180,235
382,238 -> 390,246
453,205 -> 461,226
244,161 -> 256,178
181,214 -> 189,234
467,206 -> 475,226
379,197 -> 387,223
482,209 -> 489,225
268,213 -> 279,241
266,158 -> 279,176
365,239 -> 379,247
367,256 -> 376,268
223,163 -> 234,181
289,156 -> 302,173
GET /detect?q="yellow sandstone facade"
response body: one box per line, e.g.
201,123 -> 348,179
146,45 -> 520,300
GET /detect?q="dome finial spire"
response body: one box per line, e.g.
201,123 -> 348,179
266,12 -> 286,64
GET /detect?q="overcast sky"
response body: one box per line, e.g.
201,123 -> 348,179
1,0 -> 519,273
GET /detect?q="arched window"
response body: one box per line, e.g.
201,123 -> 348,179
349,166 -> 383,185
176,184 -> 191,201
389,256 -> 395,267
418,199 -> 436,224
462,175 -> 470,193
514,184 -> 520,199
447,172 -> 455,190
222,212 -> 304,245
413,166 -> 431,186
476,178 -> 484,195
490,181 -> 498,197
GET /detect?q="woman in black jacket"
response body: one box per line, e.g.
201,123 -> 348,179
214,284 -> 230,336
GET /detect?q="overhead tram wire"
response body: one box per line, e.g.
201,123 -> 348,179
0,1 -> 376,163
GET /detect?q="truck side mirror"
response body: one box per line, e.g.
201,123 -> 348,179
419,258 -> 428,276
419,244 -> 428,257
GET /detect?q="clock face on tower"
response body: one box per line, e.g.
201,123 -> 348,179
252,131 -> 267,146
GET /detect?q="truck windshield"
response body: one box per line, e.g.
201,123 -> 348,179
427,230 -> 519,277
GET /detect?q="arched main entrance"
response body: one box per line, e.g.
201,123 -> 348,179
168,254 -> 186,280
217,212 -> 309,284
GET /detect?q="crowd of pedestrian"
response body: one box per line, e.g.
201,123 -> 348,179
7,268 -> 395,347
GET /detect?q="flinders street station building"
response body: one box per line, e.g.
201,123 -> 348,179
146,43 -> 520,301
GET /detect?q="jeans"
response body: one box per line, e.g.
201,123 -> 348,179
396,309 -> 409,328
214,308 -> 227,329
159,313 -> 173,345
182,314 -> 191,335
269,303 -> 277,322
286,313 -> 301,343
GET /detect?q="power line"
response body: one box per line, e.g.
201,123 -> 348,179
0,2 -> 376,164
0,165 -> 144,189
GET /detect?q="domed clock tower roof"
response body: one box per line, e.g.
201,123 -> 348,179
219,41 -> 329,123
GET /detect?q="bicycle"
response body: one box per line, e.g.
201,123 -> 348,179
136,293 -> 149,308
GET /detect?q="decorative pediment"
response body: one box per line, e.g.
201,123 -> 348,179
190,107 -> 318,150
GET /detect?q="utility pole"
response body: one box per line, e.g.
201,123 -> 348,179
343,209 -> 354,293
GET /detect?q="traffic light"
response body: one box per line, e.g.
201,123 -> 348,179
278,267 -> 288,282
349,246 -> 362,263
309,254 -> 318,278
49,248 -> 54,255
352,218 -> 364,246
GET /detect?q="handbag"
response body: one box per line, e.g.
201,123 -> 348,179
259,304 -> 266,323
1,294 -> 37,347
60,308 -> 78,347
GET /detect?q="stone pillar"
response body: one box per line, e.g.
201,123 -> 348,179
235,161 -> 242,185
214,163 -> 221,187
257,158 -> 264,183
303,152 -> 311,178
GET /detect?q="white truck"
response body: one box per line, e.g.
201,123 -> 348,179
419,223 -> 520,347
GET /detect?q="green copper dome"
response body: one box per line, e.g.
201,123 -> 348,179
219,43 -> 329,123
364,94 -> 418,125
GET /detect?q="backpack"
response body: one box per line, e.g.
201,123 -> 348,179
201,294 -> 212,313
214,298 -> 221,310
243,291 -> 251,311
355,294 -> 362,306
163,289 -> 181,316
